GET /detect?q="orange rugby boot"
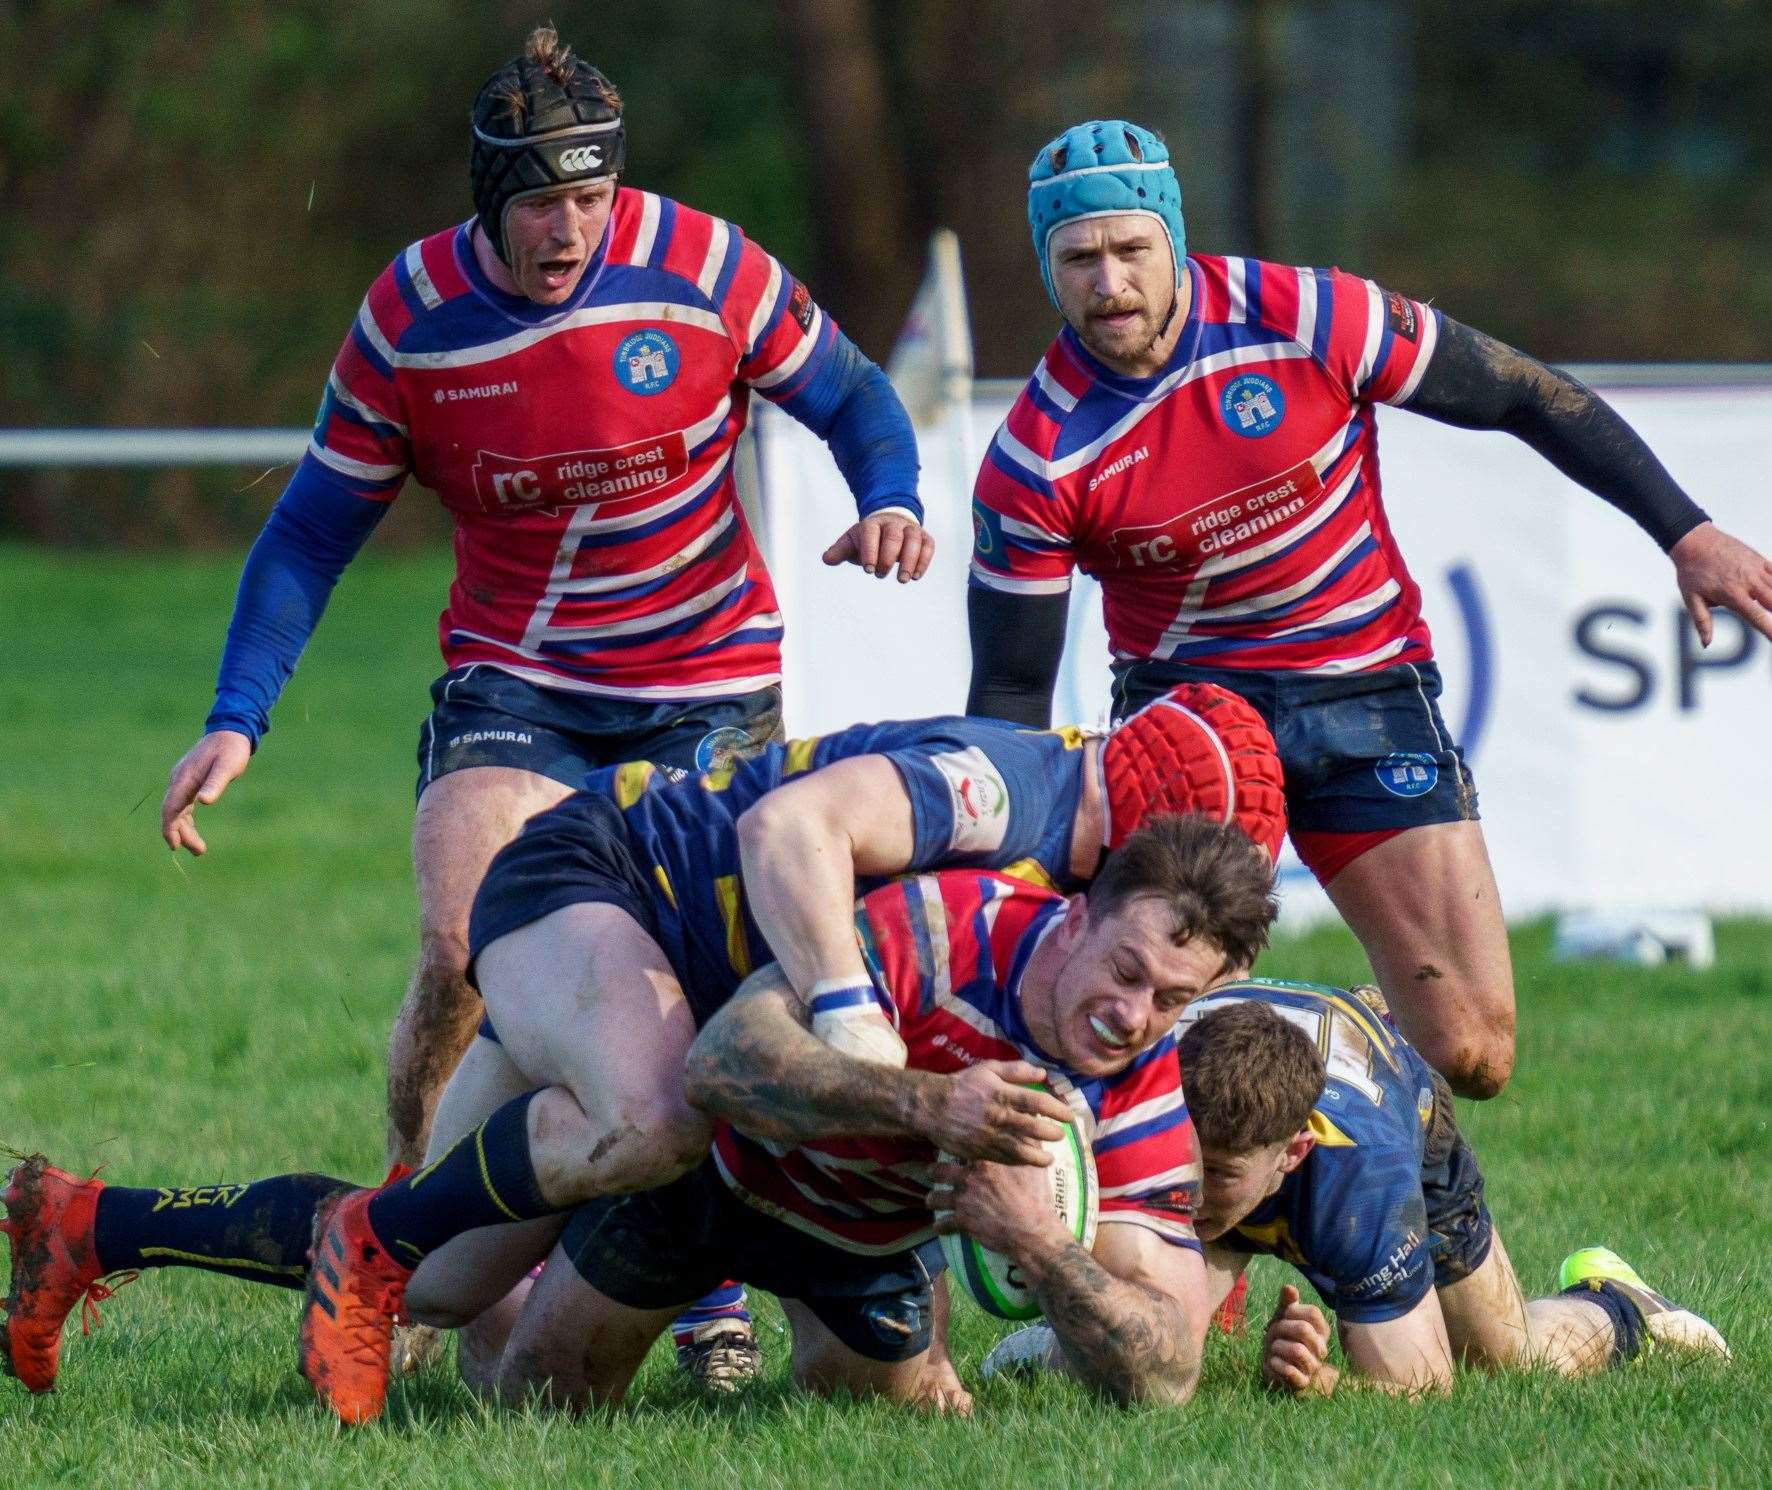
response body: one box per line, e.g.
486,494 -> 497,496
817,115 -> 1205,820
1,1155 -> 135,1392
298,1186 -> 412,1425
1212,1271 -> 1249,1335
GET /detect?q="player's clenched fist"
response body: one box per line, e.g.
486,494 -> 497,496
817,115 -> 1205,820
918,1060 -> 1072,1165
161,729 -> 253,855
1261,1283 -> 1338,1397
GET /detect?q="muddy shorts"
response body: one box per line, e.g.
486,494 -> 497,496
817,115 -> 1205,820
1420,1071 -> 1495,1288
1112,658 -> 1478,882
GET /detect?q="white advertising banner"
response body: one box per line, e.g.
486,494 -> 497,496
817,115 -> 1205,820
753,379 -> 1772,922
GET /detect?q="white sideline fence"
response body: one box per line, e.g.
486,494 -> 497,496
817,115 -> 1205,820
5,365 -> 1770,927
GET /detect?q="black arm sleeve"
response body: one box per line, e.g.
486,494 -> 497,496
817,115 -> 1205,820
1405,316 -> 1709,552
966,586 -> 1069,727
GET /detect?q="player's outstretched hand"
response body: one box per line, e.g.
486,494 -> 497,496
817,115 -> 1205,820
1261,1284 -> 1337,1397
161,729 -> 253,855
923,1060 -> 1072,1165
1671,521 -> 1772,645
821,510 -> 935,583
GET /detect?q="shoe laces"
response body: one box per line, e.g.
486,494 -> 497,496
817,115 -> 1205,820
77,1271 -> 140,1337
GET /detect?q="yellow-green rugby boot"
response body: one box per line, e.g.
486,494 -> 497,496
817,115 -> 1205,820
1559,1247 -> 1730,1359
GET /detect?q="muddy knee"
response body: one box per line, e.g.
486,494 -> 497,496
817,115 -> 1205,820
531,1084 -> 709,1198
1428,1010 -> 1515,1100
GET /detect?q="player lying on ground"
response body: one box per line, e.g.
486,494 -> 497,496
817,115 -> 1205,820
468,817 -> 1276,1411
970,119 -> 1772,1103
985,987 -> 1729,1394
2,689 -> 1283,1420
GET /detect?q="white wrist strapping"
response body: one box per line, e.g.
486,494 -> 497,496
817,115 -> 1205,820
807,976 -> 907,1069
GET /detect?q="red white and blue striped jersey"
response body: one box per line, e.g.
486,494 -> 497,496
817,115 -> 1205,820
307,188 -> 837,701
971,256 -> 1441,675
712,873 -> 1203,1255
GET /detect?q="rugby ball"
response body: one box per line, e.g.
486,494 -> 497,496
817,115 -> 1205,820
938,1122 -> 1098,1320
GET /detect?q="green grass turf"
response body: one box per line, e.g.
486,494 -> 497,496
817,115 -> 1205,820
1,544 -> 1766,1488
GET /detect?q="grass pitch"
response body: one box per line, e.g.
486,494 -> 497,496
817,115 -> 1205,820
1,544 -> 1765,1489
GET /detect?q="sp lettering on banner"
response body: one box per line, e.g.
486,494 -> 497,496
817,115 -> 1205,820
1108,459 -> 1323,568
472,433 -> 689,515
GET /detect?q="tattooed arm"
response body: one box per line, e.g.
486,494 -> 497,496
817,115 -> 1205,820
933,1159 -> 1210,1406
683,962 -> 1074,1162
1407,317 -> 1772,643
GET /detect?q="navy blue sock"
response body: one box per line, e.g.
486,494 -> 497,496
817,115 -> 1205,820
93,1173 -> 353,1290
365,1089 -> 551,1266
1561,1280 -> 1644,1364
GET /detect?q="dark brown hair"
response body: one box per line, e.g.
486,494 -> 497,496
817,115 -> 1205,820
495,25 -> 623,129
1086,813 -> 1277,974
1177,1001 -> 1325,1152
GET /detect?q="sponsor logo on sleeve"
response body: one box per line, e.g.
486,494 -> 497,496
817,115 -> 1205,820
1384,290 -> 1420,343
787,279 -> 816,334
930,747 -> 1011,854
1345,1231 -> 1424,1299
1219,373 -> 1286,437
614,329 -> 680,395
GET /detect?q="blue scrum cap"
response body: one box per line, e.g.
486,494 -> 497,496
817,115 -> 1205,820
1026,121 -> 1186,309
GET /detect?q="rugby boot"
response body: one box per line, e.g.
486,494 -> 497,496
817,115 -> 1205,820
1212,1271 -> 1249,1335
0,1155 -> 135,1392
298,1187 -> 413,1424
980,1323 -> 1058,1380
1559,1246 -> 1731,1359
675,1317 -> 763,1394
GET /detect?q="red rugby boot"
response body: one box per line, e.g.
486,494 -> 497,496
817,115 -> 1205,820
1,1155 -> 135,1392
298,1186 -> 412,1425
1213,1271 -> 1249,1335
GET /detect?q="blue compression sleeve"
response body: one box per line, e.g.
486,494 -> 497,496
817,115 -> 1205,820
205,459 -> 391,745
772,330 -> 922,522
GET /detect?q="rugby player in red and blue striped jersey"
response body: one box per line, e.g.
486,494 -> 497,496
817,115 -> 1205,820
969,119 -> 1772,1103
4,689 -> 1282,1420
152,27 -> 931,1380
485,816 -> 1276,1412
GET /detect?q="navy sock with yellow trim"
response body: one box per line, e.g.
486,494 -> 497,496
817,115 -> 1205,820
364,1089 -> 551,1266
92,1173 -> 353,1290
1561,1280 -> 1645,1364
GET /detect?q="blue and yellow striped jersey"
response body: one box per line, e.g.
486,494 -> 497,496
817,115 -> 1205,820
587,715 -> 1093,1017
1179,979 -> 1444,1323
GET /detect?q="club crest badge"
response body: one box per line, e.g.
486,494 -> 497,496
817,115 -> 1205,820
1375,752 -> 1439,798
1219,373 -> 1285,437
614,329 -> 679,396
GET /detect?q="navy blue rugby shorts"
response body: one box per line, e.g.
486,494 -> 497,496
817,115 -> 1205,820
464,789 -> 657,1001
562,1160 -> 943,1364
415,664 -> 783,800
1420,1071 -> 1494,1288
1112,658 -> 1478,883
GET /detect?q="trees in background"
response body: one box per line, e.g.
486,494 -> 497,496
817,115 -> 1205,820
3,0 -> 1769,543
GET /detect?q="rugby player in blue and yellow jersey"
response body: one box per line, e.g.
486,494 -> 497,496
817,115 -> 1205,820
2,685 -> 1285,1421
988,984 -> 1729,1393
